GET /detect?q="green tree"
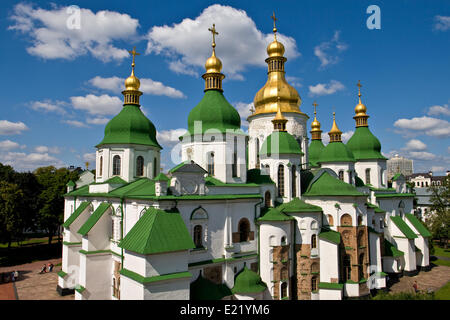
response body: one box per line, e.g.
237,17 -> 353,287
0,181 -> 24,249
34,166 -> 79,244
426,176 -> 450,247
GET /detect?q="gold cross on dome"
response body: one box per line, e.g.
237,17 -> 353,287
208,24 -> 218,48
271,11 -> 277,28
313,101 -> 318,114
128,47 -> 140,68
357,80 -> 362,96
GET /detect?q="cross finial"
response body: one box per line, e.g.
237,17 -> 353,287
271,11 -> 278,38
357,80 -> 362,97
128,47 -> 140,73
313,101 -> 318,115
208,24 -> 219,49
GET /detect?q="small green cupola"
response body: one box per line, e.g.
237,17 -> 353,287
318,112 -> 355,164
96,48 -> 161,149
346,81 -> 386,161
231,265 -> 267,295
186,24 -> 241,135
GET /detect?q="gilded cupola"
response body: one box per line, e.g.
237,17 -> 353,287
353,80 -> 369,127
310,101 -> 322,140
251,13 -> 303,117
328,112 -> 342,143
202,24 -> 225,91
122,47 -> 143,105
271,97 -> 288,131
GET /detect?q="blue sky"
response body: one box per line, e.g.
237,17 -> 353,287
0,0 -> 449,174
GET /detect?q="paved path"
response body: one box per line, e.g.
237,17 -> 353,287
0,258 -> 73,300
389,265 -> 450,294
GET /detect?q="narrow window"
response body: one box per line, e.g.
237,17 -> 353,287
193,225 -> 203,248
278,165 -> 285,197
365,168 -> 371,184
264,191 -> 271,208
136,156 -> 144,177
238,218 -> 250,242
232,136 -> 238,177
112,155 -> 121,176
339,170 -> 344,181
358,253 -> 365,279
343,255 -> 351,282
208,153 -> 215,176
281,282 -> 288,299
358,216 -> 363,226
311,276 -> 318,292
99,156 -> 103,176
327,214 -> 334,226
153,158 -> 157,178
292,165 -> 297,198
311,234 -> 317,249
256,139 -> 260,168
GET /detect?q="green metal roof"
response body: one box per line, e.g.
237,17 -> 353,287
77,202 -> 112,236
260,131 -> 303,155
119,207 -> 194,255
308,139 -> 325,167
190,273 -> 232,300
154,173 -> 170,182
384,239 -> 404,258
317,141 -> 355,164
231,266 -> 267,294
187,90 -> 241,134
303,171 -> 366,197
346,126 -> 387,161
246,169 -> 275,185
376,193 -> 415,198
169,161 -> 189,173
319,227 -> 341,245
66,180 -> 75,187
257,207 -> 295,222
405,213 -> 432,238
390,216 -> 418,239
63,201 -> 91,228
366,202 -> 386,213
120,268 -> 192,284
318,282 -> 344,290
277,197 -> 323,213
97,104 -> 161,149
355,175 -> 365,187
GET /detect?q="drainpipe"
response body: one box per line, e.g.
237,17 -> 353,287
292,218 -> 297,299
254,199 -> 263,273
120,197 -> 124,269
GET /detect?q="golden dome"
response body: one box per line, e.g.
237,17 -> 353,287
125,71 -> 140,91
329,112 -> 342,135
205,50 -> 222,73
267,40 -> 285,57
353,80 -> 369,127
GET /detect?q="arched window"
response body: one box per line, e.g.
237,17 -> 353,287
278,165 -> 285,197
358,253 -> 365,279
280,282 -> 288,299
338,170 -> 344,181
208,153 -> 215,176
292,165 -> 297,197
153,158 -> 157,178
280,267 -> 288,280
193,225 -> 203,248
311,234 -> 317,248
311,262 -> 319,273
327,214 -> 334,226
136,156 -> 144,177
232,136 -> 238,177
281,236 -> 286,245
238,218 -> 250,242
99,156 -> 103,176
311,276 -> 318,292
357,230 -> 364,247
371,218 -> 375,226
340,214 -> 352,226
365,168 -> 371,184
343,254 -> 351,282
357,215 -> 363,226
264,191 -> 271,208
112,155 -> 121,176
191,207 -> 208,220
256,139 -> 260,168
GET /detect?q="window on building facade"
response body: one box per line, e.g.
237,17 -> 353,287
343,254 -> 351,282
327,214 -> 334,226
292,165 -> 297,197
311,234 -> 317,248
338,170 -> 344,181
238,218 -> 250,242
112,155 -> 121,176
340,214 -> 352,226
311,276 -> 318,292
365,168 -> 371,184
153,158 -> 157,178
99,156 -> 103,176
193,225 -> 203,248
358,253 -> 365,279
358,215 -> 363,226
208,153 -> 215,176
264,191 -> 271,208
278,165 -> 285,197
280,282 -> 288,299
136,156 -> 144,177
256,139 -> 260,168
232,136 -> 238,177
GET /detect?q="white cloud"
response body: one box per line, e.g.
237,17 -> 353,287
431,166 -> 446,173
308,80 -> 345,97
403,139 -> 427,151
88,76 -> 185,98
0,140 -> 21,151
314,31 -> 348,68
0,151 -> 64,171
30,100 -> 66,114
434,15 -> 450,31
34,145 -> 60,154
86,117 -> 110,125
394,116 -> 450,138
8,3 -> 139,62
322,130 -> 354,145
427,104 -> 450,116
234,102 -> 253,127
145,4 -> 299,79
64,120 -> 88,128
285,76 -> 302,88
83,153 -> 96,162
157,128 -> 187,145
70,94 -> 122,116
0,120 -> 29,135
408,151 -> 437,161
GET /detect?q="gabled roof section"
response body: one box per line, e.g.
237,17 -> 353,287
119,207 -> 195,255
154,173 -> 170,182
390,216 -> 418,239
257,207 -> 295,222
277,197 -> 322,213
169,160 -> 207,174
65,184 -> 89,197
190,273 -> 232,300
319,227 -> 341,245
384,239 -> 404,258
78,203 -> 112,236
405,213 -> 432,238
303,170 -> 366,197
63,201 -> 91,228
105,176 -> 127,185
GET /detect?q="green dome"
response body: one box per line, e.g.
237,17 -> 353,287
187,90 -> 241,134
346,127 -> 387,160
232,266 -> 267,294
260,131 -> 303,156
318,141 -> 355,164
97,104 -> 161,148
309,140 -> 325,167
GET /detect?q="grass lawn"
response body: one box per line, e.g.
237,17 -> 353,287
433,246 -> 450,258
435,281 -> 450,300
0,237 -> 62,267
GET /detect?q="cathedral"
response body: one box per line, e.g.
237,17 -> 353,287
57,20 -> 431,300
